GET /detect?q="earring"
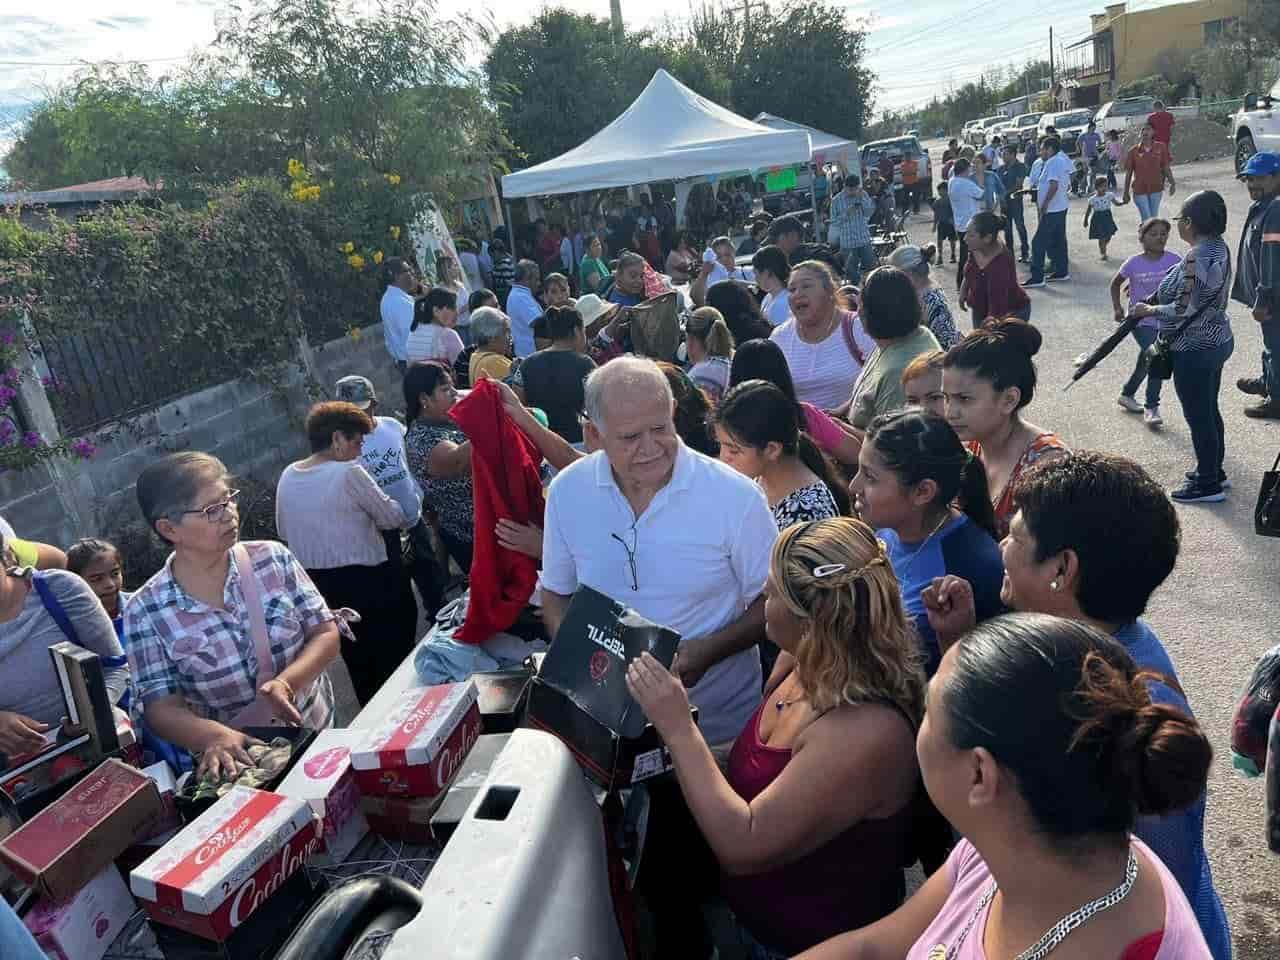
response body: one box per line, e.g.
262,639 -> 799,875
1049,579 -> 1060,592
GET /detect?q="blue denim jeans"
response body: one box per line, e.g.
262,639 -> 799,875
1262,320 -> 1280,398
1029,210 -> 1069,282
845,243 -> 877,285
1004,200 -> 1029,257
1170,339 -> 1234,484
1122,325 -> 1164,408
1134,192 -> 1163,220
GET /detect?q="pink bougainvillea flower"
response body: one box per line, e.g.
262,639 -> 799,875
21,431 -> 41,449
70,438 -> 97,459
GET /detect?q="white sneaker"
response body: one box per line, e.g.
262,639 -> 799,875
1117,394 -> 1143,413
1144,406 -> 1164,427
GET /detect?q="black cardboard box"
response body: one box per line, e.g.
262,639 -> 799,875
525,682 -> 695,791
523,585 -> 688,791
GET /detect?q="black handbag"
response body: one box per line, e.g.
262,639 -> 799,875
1256,449 -> 1280,537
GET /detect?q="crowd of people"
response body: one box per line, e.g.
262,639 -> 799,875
3,118 -> 1279,960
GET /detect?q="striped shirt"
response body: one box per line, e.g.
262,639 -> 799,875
1152,238 -> 1234,352
124,540 -> 336,729
769,311 -> 876,411
830,189 -> 875,249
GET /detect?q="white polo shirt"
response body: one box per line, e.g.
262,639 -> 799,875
1039,151 -> 1075,214
541,443 -> 775,744
380,286 -> 415,363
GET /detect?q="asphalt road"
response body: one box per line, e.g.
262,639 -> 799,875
902,151 -> 1279,958
333,152 -> 1280,955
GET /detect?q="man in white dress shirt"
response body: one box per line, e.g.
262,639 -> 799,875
505,260 -> 543,358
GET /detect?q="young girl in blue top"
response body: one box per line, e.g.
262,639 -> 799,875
66,538 -> 192,773
849,409 -> 1005,675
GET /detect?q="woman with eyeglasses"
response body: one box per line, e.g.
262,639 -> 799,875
0,531 -> 126,757
628,517 -> 925,959
125,452 -> 343,781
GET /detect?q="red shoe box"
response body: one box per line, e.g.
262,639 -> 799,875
129,786 -> 321,942
350,681 -> 481,798
0,758 -> 164,901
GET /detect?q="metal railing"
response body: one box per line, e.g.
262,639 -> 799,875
34,306 -> 232,435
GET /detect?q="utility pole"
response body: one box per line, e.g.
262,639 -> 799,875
1044,27 -> 1054,88
610,0 -> 623,43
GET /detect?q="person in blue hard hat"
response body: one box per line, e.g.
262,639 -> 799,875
1232,151 -> 1280,419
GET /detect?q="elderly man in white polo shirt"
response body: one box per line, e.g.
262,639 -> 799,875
541,356 -> 776,749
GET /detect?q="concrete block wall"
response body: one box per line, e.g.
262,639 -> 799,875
1,323 -> 402,554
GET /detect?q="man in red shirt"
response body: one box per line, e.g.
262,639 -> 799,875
1147,101 -> 1175,146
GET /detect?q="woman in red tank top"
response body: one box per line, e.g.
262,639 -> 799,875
628,517 -> 926,957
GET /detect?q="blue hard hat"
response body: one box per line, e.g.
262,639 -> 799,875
1241,152 -> 1280,177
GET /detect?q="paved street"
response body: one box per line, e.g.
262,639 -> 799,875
904,151 -> 1279,958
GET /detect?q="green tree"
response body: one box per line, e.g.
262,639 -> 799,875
729,2 -> 874,139
3,0 -> 505,206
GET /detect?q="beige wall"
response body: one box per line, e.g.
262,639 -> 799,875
1108,0 -> 1246,86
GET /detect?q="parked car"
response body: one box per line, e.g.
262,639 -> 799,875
1009,112 -> 1043,148
968,115 -> 1005,147
860,135 -> 933,201
1038,109 -> 1095,156
906,128 -> 920,137
1094,97 -> 1156,136
1233,75 -> 1280,172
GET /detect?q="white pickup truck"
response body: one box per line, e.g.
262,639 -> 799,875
1094,96 -> 1156,136
1233,76 -> 1280,172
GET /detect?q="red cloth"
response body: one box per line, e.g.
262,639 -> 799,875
1120,932 -> 1164,960
1147,110 -> 1175,145
448,377 -> 545,644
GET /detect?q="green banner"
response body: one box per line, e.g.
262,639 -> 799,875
764,167 -> 798,192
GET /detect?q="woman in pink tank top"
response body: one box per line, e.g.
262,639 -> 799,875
795,614 -> 1214,960
628,517 -> 926,957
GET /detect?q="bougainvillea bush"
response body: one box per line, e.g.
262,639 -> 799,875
0,164 -> 420,466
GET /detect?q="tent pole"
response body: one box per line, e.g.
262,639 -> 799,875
504,201 -> 515,255
809,162 -> 819,241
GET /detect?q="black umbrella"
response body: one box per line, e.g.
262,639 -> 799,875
1064,313 -> 1140,391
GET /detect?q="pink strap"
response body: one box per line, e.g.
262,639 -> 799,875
840,312 -> 865,367
232,543 -> 275,689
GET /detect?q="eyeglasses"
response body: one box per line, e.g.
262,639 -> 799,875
179,490 -> 240,523
610,526 -> 638,592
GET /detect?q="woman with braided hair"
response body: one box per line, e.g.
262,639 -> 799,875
850,409 -> 1004,675
628,517 -> 925,959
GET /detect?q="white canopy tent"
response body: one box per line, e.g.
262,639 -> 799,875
752,113 -> 858,172
501,70 -> 811,224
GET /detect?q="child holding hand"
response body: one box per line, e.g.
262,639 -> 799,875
1083,175 -> 1127,261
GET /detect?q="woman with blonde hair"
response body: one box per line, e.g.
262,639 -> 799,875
629,517 -> 925,959
769,260 -> 876,412
686,306 -> 735,404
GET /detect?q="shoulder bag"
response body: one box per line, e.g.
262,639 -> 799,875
1256,449 -> 1280,537
227,543 -> 288,729
839,311 -> 866,367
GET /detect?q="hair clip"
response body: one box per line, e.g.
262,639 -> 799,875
812,563 -> 847,578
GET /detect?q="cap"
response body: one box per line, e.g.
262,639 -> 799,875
1240,152 -> 1280,178
335,375 -> 376,409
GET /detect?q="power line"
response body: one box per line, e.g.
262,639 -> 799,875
0,56 -> 188,68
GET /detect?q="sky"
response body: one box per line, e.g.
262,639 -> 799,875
0,0 -> 1191,164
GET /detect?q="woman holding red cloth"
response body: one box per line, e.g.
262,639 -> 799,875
959,212 -> 1031,327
